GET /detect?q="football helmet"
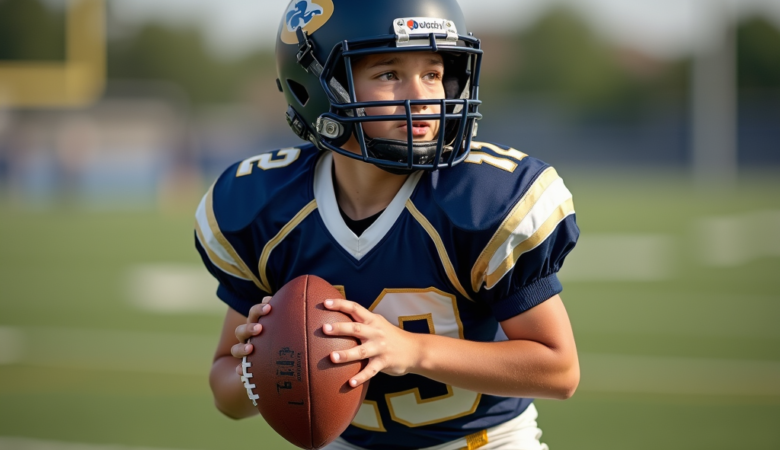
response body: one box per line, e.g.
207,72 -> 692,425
276,0 -> 483,172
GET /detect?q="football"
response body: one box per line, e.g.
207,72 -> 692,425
241,275 -> 369,450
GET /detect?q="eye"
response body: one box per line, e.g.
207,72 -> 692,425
377,72 -> 397,81
423,72 -> 443,82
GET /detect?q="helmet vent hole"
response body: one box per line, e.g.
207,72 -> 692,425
287,79 -> 310,107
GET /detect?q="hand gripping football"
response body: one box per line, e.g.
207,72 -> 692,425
241,275 -> 368,450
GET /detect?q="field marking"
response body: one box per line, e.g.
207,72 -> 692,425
694,210 -> 780,267
1,326 -> 779,397
0,326 -> 24,365
0,436 -> 191,450
558,234 -> 676,281
125,264 -> 223,314
0,326 -> 213,376
579,353 -> 780,396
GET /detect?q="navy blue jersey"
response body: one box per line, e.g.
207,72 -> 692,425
195,142 -> 579,450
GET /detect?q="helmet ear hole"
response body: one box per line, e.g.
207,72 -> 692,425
286,79 -> 310,107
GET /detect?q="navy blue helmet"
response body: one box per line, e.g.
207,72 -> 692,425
275,0 -> 483,172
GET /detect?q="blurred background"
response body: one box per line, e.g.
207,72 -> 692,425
0,0 -> 778,449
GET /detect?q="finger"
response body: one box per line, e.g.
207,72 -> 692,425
247,302 -> 271,323
348,360 -> 384,388
235,323 -> 263,342
323,299 -> 373,323
230,342 -> 254,359
330,342 -> 374,365
322,321 -> 372,341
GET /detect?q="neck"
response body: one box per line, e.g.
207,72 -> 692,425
331,152 -> 409,221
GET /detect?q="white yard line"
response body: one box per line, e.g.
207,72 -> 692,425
0,436 -> 191,450
0,326 -> 213,376
580,353 -> 780,396
694,210 -> 780,267
1,326 -> 778,396
125,264 -> 223,314
558,234 -> 676,281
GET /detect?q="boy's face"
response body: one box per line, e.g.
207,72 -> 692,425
348,51 -> 445,147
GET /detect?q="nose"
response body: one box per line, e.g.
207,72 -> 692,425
405,78 -> 431,113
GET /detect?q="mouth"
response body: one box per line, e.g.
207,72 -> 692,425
399,121 -> 434,137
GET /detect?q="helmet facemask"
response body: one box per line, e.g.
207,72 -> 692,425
295,20 -> 483,173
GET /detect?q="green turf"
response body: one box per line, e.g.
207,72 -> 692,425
1,170 -> 779,449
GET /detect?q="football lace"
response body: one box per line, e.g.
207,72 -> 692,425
240,356 -> 260,406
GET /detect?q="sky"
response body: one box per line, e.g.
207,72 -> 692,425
103,0 -> 780,59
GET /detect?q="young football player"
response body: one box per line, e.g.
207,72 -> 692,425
195,0 -> 580,449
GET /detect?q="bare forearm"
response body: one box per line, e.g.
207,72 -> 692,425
412,333 -> 579,399
209,356 -> 260,419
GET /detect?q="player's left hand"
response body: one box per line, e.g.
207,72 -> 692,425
322,298 -> 420,388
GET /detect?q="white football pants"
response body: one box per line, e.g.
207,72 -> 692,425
323,403 -> 549,450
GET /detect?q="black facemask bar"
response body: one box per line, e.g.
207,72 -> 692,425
314,32 -> 483,171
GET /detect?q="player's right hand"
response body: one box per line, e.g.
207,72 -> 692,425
232,296 -> 272,375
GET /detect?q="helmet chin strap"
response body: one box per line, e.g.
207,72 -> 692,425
365,137 -> 453,174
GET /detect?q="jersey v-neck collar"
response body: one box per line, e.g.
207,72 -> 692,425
313,152 -> 422,261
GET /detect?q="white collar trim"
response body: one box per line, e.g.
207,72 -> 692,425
313,152 -> 422,261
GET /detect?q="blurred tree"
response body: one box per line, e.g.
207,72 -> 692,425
737,17 -> 780,89
0,0 -> 65,61
107,22 -> 275,106
481,6 -> 686,117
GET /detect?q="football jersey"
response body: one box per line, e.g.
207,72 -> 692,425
195,141 -> 579,450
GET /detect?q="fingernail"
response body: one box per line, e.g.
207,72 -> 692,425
350,379 -> 357,387
253,324 -> 261,333
325,299 -> 333,307
261,304 -> 270,313
332,352 -> 340,362
244,344 -> 251,352
323,323 -> 332,333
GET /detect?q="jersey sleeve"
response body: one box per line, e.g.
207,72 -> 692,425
470,165 -> 579,322
194,183 -> 271,317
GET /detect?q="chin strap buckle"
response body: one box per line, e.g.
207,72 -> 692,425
295,28 -> 316,72
286,106 -> 308,140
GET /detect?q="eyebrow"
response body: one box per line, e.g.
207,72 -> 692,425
365,56 -> 444,69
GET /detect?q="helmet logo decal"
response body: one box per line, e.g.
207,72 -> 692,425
280,0 -> 334,45
286,1 -> 323,31
394,17 -> 458,48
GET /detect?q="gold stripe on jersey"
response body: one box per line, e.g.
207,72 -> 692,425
258,199 -> 318,293
470,167 -> 563,292
472,141 -> 528,162
204,184 -> 269,292
350,400 -> 387,432
406,200 -> 474,302
484,197 -> 574,290
194,220 -> 249,281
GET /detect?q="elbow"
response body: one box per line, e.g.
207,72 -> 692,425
555,379 -> 578,400
553,362 -> 580,400
214,399 -> 243,420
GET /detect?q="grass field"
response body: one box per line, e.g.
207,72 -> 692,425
1,170 -> 779,449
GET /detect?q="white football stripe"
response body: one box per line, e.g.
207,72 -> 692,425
194,190 -> 247,279
486,176 -> 573,275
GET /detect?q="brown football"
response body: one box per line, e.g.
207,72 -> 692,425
241,275 -> 368,450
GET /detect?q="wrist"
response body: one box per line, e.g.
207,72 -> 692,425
407,332 -> 433,375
